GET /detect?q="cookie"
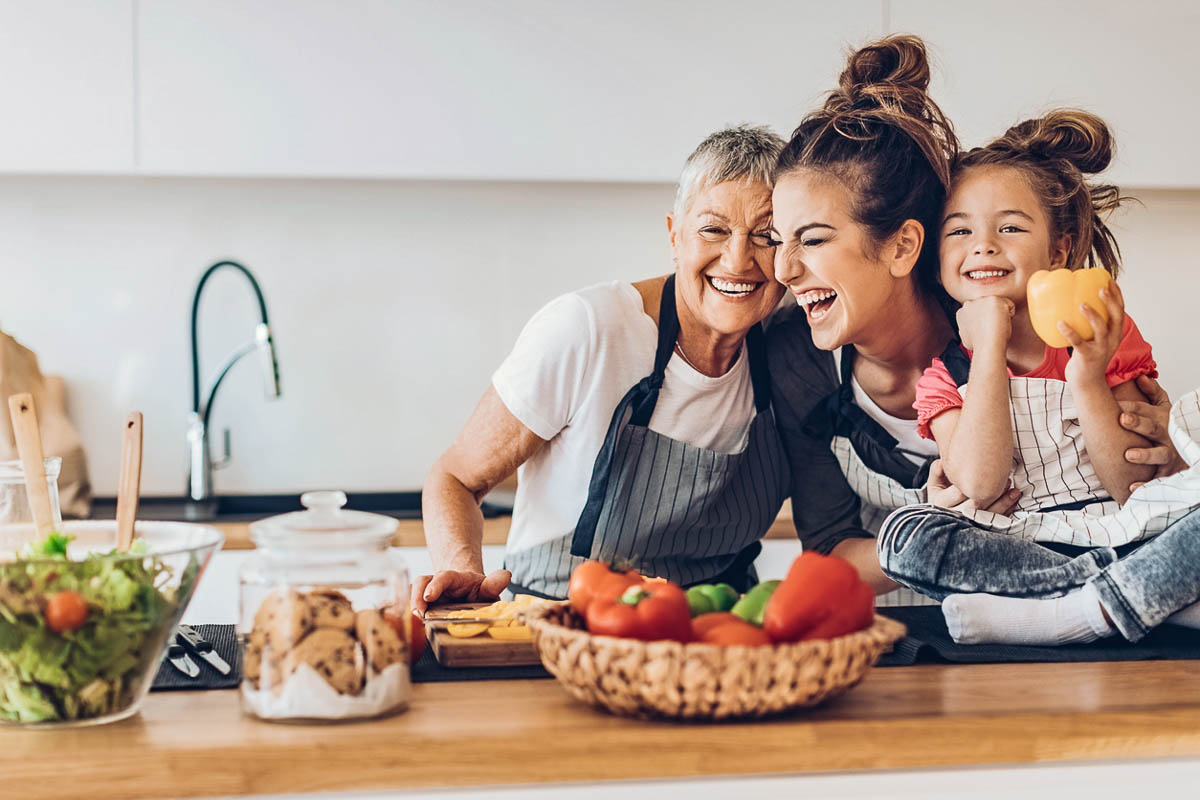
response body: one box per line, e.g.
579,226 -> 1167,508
354,609 -> 406,673
243,629 -> 287,693
282,627 -> 363,695
307,590 -> 355,631
243,629 -> 265,685
252,589 -> 313,650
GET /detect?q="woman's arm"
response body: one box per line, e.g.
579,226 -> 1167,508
1061,287 -> 1155,503
766,306 -> 892,590
415,386 -> 547,613
935,297 -> 1017,507
1119,374 -> 1186,487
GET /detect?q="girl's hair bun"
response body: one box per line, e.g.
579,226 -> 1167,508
1007,110 -> 1114,175
957,108 -> 1128,275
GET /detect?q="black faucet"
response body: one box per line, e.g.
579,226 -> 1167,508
187,260 -> 281,503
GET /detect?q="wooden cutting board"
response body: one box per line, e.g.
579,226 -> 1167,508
425,602 -> 543,668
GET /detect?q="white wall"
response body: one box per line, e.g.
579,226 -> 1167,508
0,176 -> 670,495
2,177 -> 1197,496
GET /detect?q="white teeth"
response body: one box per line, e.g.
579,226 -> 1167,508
795,288 -> 837,308
709,277 -> 758,296
967,270 -> 1008,279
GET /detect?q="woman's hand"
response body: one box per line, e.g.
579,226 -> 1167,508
926,459 -> 1021,514
1062,284 -> 1124,385
1119,374 -> 1186,488
411,569 -> 512,615
956,296 -> 1014,353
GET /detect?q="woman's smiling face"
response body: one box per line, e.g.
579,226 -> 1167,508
668,179 -> 784,337
770,171 -> 899,351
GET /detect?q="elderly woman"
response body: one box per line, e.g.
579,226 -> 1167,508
416,125 -> 790,609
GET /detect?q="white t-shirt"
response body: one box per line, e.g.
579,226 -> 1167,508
492,281 -> 757,554
850,375 -> 939,466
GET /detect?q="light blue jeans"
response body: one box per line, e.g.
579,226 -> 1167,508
877,504 -> 1200,642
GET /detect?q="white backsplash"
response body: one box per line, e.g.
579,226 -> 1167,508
1,176 -> 1196,496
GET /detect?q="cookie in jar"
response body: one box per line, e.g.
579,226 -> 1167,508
238,492 -> 413,722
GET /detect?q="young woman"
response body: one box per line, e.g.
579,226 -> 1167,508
765,35 -> 1189,613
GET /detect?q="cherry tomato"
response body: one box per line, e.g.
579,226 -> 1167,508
44,590 -> 88,632
384,608 -> 428,665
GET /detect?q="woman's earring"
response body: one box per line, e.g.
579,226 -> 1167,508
672,257 -> 678,263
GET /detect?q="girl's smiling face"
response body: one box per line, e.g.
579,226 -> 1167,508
939,165 -> 1070,308
771,171 -> 911,351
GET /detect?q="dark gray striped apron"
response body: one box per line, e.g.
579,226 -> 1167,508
505,275 -> 790,599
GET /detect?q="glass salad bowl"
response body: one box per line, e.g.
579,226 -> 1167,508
0,520 -> 223,727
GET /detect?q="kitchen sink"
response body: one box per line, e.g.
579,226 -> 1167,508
87,491 -> 513,523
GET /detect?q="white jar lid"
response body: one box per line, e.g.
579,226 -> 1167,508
249,490 -> 398,550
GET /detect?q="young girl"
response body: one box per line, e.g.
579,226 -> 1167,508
876,109 -> 1200,645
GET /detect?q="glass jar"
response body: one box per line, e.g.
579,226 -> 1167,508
238,490 -> 410,722
0,457 -> 63,528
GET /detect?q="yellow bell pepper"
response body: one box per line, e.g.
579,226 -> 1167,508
1027,268 -> 1111,348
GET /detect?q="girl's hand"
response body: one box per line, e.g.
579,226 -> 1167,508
956,296 -> 1015,353
1119,374 -> 1187,486
1062,282 -> 1125,384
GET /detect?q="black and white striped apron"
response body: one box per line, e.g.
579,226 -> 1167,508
804,341 -> 968,607
505,275 -> 790,599
938,359 -> 1200,548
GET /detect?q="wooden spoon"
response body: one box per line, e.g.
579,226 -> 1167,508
7,392 -> 55,538
115,412 -> 143,552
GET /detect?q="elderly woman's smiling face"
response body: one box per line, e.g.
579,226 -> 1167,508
667,180 -> 784,337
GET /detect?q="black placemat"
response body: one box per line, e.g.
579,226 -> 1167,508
151,624 -> 243,691
409,647 -> 551,683
876,606 -> 1200,666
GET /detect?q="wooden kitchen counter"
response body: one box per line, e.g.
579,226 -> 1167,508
5,659 -> 1200,799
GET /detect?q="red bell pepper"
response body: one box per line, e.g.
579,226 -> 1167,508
567,561 -> 643,616
585,580 -> 693,642
799,580 -> 875,641
691,613 -> 772,647
763,552 -> 872,643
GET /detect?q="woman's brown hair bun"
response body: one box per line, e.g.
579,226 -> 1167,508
956,109 -> 1129,275
775,34 -> 959,316
832,34 -> 933,117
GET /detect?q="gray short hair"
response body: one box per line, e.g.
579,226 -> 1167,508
673,125 -> 786,218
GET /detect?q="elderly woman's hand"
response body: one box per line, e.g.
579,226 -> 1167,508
1119,375 -> 1186,490
926,459 -> 1022,515
411,568 -> 512,615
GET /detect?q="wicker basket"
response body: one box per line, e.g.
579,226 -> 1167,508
523,603 -> 906,720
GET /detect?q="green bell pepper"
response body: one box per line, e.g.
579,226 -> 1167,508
684,583 -> 739,617
730,580 -> 780,626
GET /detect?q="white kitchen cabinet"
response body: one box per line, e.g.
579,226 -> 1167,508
0,1 -> 134,173
136,0 -> 882,180
891,0 -> 1200,188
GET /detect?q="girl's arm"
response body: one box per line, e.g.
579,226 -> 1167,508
1071,377 -> 1155,503
934,297 -> 1017,507
1061,284 -> 1155,504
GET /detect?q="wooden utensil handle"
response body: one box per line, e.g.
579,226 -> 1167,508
7,393 -> 54,537
116,412 -> 144,552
